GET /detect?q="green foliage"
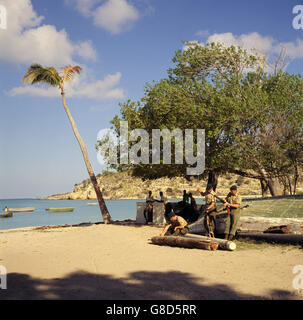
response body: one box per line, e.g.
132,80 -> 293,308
98,41 -> 303,191
23,64 -> 82,90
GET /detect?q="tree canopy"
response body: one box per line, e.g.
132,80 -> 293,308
98,42 -> 303,196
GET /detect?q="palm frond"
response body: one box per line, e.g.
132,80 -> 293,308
23,64 -> 62,87
62,65 -> 82,83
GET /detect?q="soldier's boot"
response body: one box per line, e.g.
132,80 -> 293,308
224,234 -> 229,240
228,234 -> 234,241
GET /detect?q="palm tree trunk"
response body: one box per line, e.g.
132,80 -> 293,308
61,90 -> 112,224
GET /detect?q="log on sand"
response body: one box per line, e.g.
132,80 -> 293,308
185,234 -> 236,251
238,232 -> 303,245
151,236 -> 219,251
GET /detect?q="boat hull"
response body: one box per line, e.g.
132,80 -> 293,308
0,212 -> 13,218
48,208 -> 75,213
9,207 -> 35,213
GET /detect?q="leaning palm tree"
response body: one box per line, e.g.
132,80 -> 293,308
23,64 -> 112,224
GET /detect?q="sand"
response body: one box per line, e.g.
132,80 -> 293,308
0,224 -> 302,300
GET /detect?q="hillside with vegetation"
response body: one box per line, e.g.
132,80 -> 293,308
41,171 -> 303,200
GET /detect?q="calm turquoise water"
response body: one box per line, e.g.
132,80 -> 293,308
0,198 -> 205,230
0,199 -> 140,230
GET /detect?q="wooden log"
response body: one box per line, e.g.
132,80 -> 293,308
264,225 -> 291,234
185,234 -> 236,251
238,232 -> 303,245
151,236 -> 219,251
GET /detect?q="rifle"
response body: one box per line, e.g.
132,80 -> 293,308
212,194 -> 231,216
197,188 -> 231,215
214,194 -> 249,215
217,204 -> 249,214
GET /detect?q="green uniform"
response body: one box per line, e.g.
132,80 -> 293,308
205,192 -> 217,213
225,192 -> 242,236
144,195 -> 154,223
165,215 -> 189,236
204,192 -> 217,235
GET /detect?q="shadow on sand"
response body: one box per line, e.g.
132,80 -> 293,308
0,270 -> 297,300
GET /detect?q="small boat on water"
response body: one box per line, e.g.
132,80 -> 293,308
87,203 -> 98,206
47,208 -> 75,213
0,212 -> 13,218
8,207 -> 35,213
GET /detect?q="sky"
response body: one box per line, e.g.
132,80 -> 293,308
0,0 -> 302,199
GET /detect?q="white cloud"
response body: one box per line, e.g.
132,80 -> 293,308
93,0 -> 139,34
199,31 -> 303,60
64,0 -> 101,17
195,30 -> 210,38
8,72 -> 125,100
2,1 -> 126,101
74,40 -> 98,61
207,32 -> 276,54
73,72 -> 125,99
8,86 -> 59,98
279,38 -> 303,59
0,0 -> 97,66
66,0 -> 140,34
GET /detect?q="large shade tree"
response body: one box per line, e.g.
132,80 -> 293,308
100,42 -> 303,196
100,43 -> 267,189
23,64 -> 112,223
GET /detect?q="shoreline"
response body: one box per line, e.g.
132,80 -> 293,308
37,194 -> 264,201
37,194 -> 303,201
0,220 -> 143,234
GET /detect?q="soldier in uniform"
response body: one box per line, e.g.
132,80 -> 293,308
160,211 -> 189,237
156,191 -> 168,205
183,190 -> 190,205
197,184 -> 217,237
188,193 -> 197,211
224,185 -> 242,240
144,191 -> 155,224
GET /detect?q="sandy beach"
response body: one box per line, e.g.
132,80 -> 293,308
0,223 -> 302,300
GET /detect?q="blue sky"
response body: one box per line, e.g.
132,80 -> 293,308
0,0 -> 302,198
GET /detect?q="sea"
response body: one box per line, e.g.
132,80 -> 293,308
0,198 -> 205,231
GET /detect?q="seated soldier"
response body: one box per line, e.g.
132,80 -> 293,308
160,211 -> 189,237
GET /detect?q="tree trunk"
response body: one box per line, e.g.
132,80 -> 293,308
287,176 -> 292,196
207,171 -> 219,191
293,165 -> 299,195
259,179 -> 269,197
61,90 -> 112,224
266,178 -> 281,197
259,168 -> 282,197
